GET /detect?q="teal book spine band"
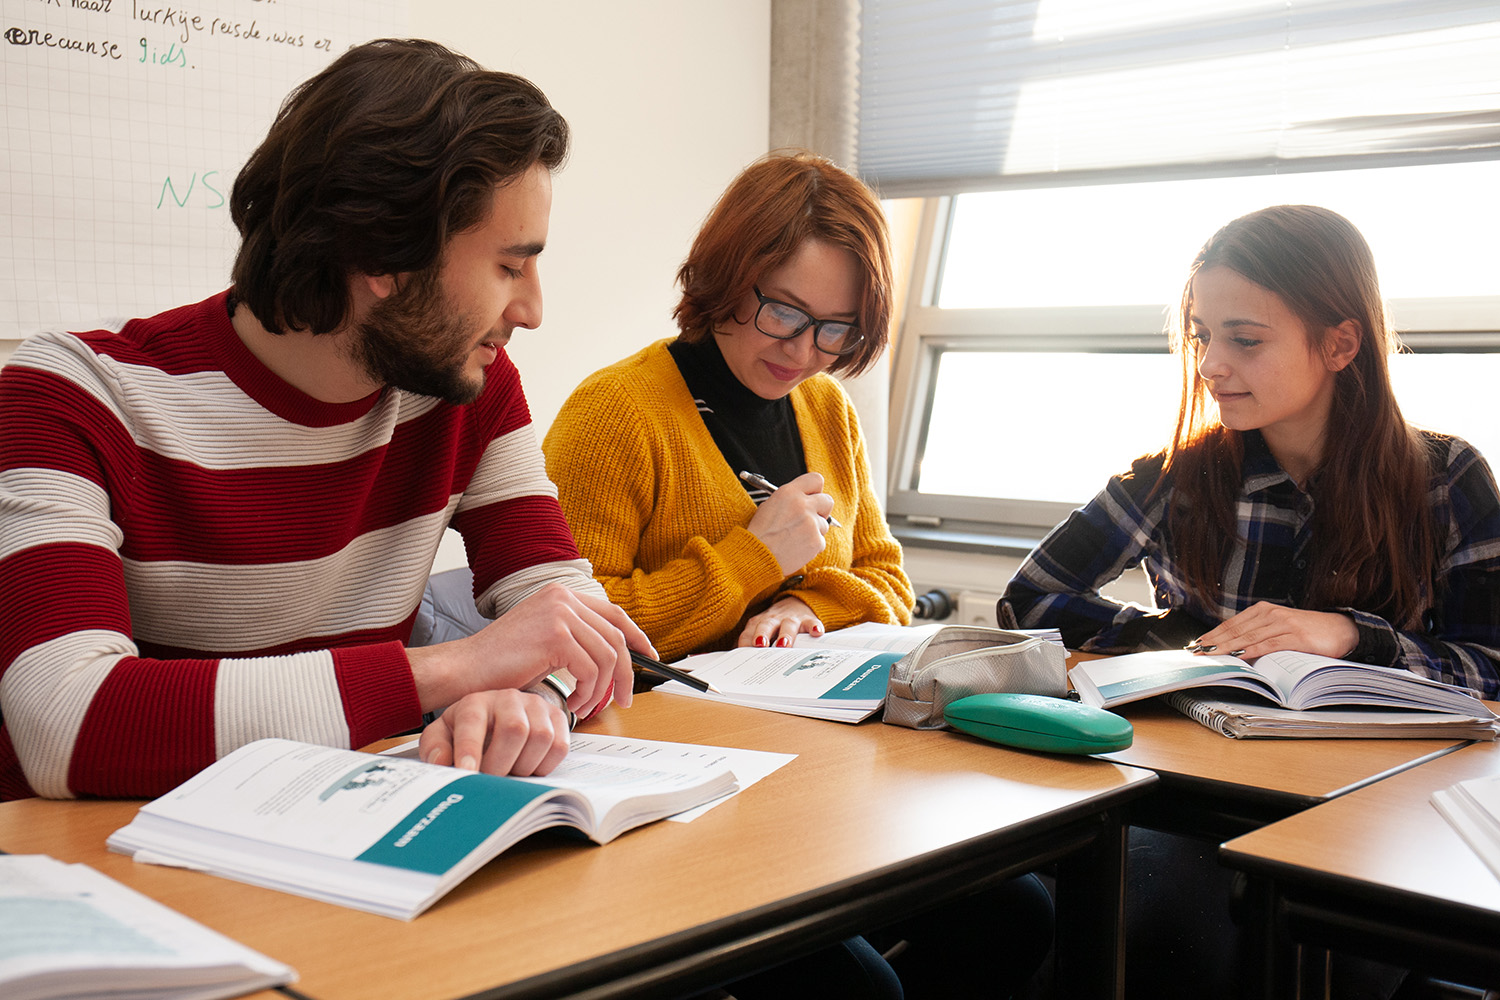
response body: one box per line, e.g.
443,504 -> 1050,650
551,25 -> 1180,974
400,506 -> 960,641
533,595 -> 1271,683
824,652 -> 902,701
357,774 -> 552,875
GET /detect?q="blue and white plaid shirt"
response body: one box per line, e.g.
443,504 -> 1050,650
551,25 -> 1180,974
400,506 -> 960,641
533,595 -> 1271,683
1004,429 -> 1500,698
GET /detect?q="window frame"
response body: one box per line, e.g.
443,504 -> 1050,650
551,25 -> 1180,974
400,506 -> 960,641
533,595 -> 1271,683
886,195 -> 1500,552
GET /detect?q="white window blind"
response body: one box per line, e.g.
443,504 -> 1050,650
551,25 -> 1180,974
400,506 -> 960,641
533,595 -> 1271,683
857,0 -> 1500,197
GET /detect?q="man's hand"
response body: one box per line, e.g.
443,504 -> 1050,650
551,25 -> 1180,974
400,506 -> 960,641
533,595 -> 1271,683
1191,602 -> 1358,661
408,583 -> 653,718
739,596 -> 824,649
417,689 -> 571,776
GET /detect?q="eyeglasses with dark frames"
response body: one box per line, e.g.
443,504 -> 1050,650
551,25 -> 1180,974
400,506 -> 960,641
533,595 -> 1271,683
752,286 -> 862,356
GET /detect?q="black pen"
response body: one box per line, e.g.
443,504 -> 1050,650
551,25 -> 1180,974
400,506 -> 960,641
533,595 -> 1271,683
738,470 -> 842,527
630,650 -> 720,693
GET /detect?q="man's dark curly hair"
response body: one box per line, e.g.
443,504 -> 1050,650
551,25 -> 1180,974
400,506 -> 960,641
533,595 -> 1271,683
230,38 -> 569,335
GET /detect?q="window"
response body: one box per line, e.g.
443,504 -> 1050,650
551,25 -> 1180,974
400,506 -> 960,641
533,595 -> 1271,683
886,160 -> 1500,547
870,2 -> 1500,550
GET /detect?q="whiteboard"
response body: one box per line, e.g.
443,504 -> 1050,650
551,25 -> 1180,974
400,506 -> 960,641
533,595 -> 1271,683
1,0 -> 406,340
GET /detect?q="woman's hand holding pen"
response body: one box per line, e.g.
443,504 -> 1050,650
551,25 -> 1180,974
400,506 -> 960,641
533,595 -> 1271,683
746,471 -> 833,576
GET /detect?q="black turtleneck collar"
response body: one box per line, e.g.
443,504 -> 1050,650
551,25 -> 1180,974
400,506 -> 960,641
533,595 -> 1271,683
668,334 -> 807,499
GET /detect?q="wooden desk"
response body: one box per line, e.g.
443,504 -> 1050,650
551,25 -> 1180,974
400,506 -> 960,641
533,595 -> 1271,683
1071,652 -> 1487,994
1220,739 -> 1500,996
0,692 -> 1155,1000
1100,699 -> 1468,838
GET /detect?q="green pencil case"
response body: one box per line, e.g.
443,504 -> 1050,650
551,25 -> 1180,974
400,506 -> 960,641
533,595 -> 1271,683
944,693 -> 1133,754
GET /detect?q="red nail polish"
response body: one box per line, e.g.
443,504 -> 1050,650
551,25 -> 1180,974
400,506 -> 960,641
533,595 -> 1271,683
754,636 -> 767,647
776,636 -> 790,647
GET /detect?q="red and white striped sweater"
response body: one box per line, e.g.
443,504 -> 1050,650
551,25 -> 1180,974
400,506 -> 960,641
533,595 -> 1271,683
0,291 -> 600,799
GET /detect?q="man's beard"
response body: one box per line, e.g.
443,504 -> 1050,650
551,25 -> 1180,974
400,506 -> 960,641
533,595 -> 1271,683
353,268 -> 490,405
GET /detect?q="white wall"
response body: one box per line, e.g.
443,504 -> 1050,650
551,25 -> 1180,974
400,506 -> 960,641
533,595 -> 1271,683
0,3 -> 769,406
413,1 -> 770,573
412,1 -> 772,432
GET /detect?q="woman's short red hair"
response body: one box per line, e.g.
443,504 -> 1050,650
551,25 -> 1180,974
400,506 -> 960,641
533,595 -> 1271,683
673,150 -> 893,377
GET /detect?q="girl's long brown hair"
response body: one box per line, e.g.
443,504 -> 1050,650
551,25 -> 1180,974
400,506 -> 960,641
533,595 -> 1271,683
1163,205 -> 1439,626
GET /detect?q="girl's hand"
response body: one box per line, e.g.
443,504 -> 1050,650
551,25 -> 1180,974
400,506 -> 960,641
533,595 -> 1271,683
1191,602 -> 1358,660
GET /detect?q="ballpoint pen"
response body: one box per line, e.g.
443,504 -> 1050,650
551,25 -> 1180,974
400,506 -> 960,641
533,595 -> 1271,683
630,650 -> 720,693
738,470 -> 843,527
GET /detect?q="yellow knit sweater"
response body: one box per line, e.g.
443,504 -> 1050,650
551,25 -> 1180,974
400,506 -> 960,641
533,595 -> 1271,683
543,339 -> 913,662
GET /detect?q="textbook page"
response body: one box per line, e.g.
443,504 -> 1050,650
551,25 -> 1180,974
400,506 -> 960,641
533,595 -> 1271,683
0,854 -> 294,1000
567,735 -> 795,823
111,739 -> 559,918
108,737 -> 736,918
793,622 -> 944,652
119,738 -> 533,863
383,732 -> 790,822
506,734 -> 742,835
661,646 -> 898,722
1071,648 -> 1491,715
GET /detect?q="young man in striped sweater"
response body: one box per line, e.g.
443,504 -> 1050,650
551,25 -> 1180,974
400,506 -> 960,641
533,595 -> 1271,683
0,39 -> 649,800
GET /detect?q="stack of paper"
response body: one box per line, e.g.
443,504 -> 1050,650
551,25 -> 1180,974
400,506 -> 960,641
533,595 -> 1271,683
0,854 -> 295,1000
1166,690 -> 1500,740
1431,773 -> 1500,881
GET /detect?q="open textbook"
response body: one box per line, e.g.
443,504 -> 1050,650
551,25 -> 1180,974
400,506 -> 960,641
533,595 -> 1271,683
0,854 -> 295,1000
656,622 -> 1062,722
658,644 -> 899,722
381,732 -> 797,824
1164,690 -> 1499,740
1070,648 -> 1493,718
108,736 -> 737,920
1431,772 -> 1500,882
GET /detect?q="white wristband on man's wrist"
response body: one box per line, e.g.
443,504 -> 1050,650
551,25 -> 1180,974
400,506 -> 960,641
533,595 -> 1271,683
537,672 -> 578,729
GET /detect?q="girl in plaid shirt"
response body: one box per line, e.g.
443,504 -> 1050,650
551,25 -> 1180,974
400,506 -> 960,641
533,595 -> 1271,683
1004,205 -> 1500,698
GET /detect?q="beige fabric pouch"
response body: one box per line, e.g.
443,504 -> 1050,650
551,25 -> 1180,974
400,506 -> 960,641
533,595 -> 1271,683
884,625 -> 1067,730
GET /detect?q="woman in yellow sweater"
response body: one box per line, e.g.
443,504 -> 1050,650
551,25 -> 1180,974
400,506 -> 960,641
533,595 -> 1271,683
544,151 -> 913,663
545,150 -> 1053,1000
